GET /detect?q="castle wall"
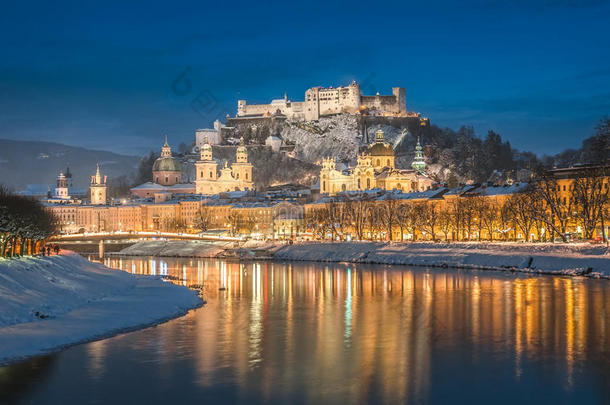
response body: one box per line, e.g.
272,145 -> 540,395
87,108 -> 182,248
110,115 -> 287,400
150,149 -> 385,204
238,83 -> 406,121
237,100 -> 306,119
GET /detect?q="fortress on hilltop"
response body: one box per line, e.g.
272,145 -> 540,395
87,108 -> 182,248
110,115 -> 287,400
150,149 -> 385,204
236,81 -> 418,121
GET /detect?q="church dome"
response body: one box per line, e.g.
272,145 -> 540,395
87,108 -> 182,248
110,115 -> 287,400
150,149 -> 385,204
368,142 -> 394,156
153,156 -> 182,172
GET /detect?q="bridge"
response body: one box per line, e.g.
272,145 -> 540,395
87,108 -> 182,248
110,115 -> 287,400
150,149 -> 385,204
51,231 -> 245,257
51,231 -> 244,243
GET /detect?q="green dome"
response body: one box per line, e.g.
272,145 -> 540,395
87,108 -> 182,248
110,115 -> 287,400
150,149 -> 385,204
153,156 -> 182,172
368,142 -> 394,156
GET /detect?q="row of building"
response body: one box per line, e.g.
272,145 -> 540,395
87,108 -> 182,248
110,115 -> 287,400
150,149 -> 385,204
46,169 -> 609,241
41,121 -> 608,241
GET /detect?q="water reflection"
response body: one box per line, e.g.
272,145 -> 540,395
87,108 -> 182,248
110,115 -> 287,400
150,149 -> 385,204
98,257 -> 610,403
2,257 -> 609,404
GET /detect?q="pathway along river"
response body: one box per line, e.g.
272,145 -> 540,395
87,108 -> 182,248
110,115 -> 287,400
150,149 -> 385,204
1,256 -> 610,404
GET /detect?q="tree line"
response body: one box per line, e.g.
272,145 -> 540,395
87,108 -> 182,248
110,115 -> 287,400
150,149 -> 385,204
0,186 -> 57,257
306,169 -> 609,243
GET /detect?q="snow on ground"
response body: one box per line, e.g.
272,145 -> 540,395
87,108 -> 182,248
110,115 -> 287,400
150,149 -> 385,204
114,240 -> 227,258
0,252 -> 203,365
272,242 -> 610,278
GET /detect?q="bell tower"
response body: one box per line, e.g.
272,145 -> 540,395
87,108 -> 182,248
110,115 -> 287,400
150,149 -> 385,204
411,137 -> 427,173
54,171 -> 70,199
90,164 -> 107,205
195,136 -> 219,193
231,137 -> 253,188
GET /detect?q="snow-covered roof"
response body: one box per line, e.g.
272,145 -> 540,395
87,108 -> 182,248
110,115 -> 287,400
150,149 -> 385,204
167,183 -> 196,190
131,182 -> 166,190
464,183 -> 530,197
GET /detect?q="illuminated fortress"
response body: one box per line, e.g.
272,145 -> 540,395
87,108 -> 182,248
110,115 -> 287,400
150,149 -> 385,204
237,81 -> 417,121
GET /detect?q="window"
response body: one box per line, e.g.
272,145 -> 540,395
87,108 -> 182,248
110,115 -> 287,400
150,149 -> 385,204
357,178 -> 361,188
209,171 -> 213,178
376,159 -> 380,166
366,178 -> 371,188
322,181 -> 326,191
245,173 -> 248,180
342,184 -> 346,191
387,159 -> 390,166
165,176 -> 168,183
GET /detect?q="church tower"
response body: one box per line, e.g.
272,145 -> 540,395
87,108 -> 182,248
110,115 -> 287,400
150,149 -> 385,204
90,164 -> 107,205
54,171 -> 70,199
411,137 -> 427,173
195,136 -> 220,194
231,137 -> 254,188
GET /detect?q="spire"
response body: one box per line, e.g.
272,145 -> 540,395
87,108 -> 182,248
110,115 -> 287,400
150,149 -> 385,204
161,135 -> 172,158
92,163 -> 105,185
411,137 -> 426,173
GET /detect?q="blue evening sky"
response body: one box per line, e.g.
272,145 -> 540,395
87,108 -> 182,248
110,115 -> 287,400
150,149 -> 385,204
1,0 -> 609,156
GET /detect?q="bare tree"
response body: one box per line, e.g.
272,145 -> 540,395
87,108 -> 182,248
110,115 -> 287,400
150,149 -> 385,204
379,194 -> 400,241
530,176 -> 573,242
414,201 -> 439,241
437,207 -> 454,241
344,195 -> 369,240
504,191 -> 537,242
572,167 -> 609,240
194,206 -> 211,232
396,202 -> 418,241
474,197 -> 498,241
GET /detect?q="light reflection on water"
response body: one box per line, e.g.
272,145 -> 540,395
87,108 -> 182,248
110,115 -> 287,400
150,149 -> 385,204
1,256 -> 610,404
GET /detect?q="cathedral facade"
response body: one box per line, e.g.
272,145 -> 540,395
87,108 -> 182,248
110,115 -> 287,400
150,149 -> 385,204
320,127 -> 434,195
195,137 -> 254,194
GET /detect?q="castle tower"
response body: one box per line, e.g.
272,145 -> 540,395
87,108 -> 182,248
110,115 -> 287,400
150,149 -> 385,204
411,137 -> 427,173
90,164 -> 107,205
54,171 -> 70,199
231,137 -> 254,188
392,87 -> 406,114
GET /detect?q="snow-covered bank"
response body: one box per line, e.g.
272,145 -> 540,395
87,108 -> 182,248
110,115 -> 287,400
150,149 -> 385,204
112,240 -> 227,258
0,252 -> 203,365
272,242 -> 610,278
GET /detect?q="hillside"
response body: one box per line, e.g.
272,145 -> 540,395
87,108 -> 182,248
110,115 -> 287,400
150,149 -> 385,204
0,139 -> 140,190
228,114 -> 540,184
182,146 -> 320,188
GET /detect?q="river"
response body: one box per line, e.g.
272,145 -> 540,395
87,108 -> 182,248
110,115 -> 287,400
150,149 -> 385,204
1,256 -> 609,404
